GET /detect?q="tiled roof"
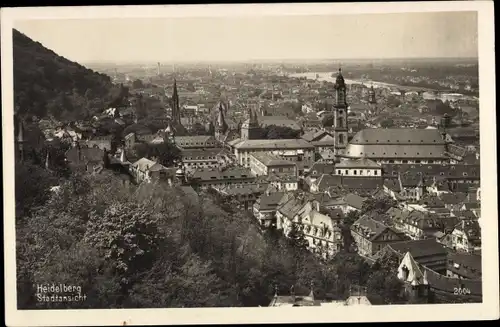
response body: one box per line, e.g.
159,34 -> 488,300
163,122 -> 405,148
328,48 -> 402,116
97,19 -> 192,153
336,158 -> 381,169
344,193 -> 366,210
344,144 -> 447,159
234,139 -> 314,150
181,148 -> 227,160
454,220 -> 481,240
258,192 -> 286,211
387,239 -> 447,260
309,162 -> 336,177
191,167 -> 254,181
350,128 -> 446,145
250,152 -> 295,167
277,196 -> 305,219
423,265 -> 482,296
301,130 -> 332,142
447,252 -> 482,279
382,164 -> 480,180
351,216 -> 391,241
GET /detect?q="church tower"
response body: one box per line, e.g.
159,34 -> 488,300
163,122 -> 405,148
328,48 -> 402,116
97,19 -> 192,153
171,79 -> 180,126
333,68 -> 348,156
368,84 -> 377,114
215,102 -> 228,141
241,106 -> 260,140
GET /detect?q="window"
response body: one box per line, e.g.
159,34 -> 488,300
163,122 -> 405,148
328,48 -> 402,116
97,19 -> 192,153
337,170 -> 341,174
354,170 -> 358,175
339,134 -> 345,144
374,170 -> 378,176
345,170 -> 348,175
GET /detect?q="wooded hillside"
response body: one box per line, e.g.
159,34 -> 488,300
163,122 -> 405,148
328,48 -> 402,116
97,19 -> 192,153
13,29 -> 124,121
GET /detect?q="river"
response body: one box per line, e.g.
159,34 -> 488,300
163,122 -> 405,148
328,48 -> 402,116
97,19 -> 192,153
289,72 -> 476,102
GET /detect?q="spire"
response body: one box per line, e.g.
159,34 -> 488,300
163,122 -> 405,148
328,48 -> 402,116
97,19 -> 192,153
217,102 -> 228,134
274,284 -> 278,297
171,79 -> 179,125
423,269 -> 429,285
398,172 -> 404,193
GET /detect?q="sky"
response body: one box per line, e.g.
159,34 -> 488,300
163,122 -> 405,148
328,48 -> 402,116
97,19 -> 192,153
14,11 -> 478,64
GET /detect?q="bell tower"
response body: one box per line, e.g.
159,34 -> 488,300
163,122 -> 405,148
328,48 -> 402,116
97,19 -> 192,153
241,106 -> 260,140
333,67 -> 348,157
215,102 -> 228,141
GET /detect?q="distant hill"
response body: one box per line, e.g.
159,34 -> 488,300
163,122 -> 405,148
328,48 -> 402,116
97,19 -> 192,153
13,29 -> 126,122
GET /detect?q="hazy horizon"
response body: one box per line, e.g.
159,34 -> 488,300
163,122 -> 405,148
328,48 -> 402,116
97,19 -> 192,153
15,11 -> 478,64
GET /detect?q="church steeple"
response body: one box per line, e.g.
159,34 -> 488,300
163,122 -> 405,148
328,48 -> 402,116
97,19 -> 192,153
333,66 -> 348,159
171,79 -> 180,125
368,84 -> 376,103
240,106 -> 260,141
215,102 -> 228,140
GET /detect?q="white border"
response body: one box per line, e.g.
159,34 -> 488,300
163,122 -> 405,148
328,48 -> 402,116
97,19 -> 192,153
2,2 -> 498,326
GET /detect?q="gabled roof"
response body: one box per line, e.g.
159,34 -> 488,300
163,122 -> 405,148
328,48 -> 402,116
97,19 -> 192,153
258,192 -> 286,211
351,216 -> 394,241
131,157 -> 158,171
301,129 -> 333,142
344,193 -> 366,210
397,252 -> 425,284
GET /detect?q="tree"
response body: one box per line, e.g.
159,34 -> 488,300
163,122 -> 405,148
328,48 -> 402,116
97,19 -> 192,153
361,197 -> 397,215
321,114 -> 334,127
15,161 -> 57,217
84,203 -> 163,278
380,118 -> 395,128
260,125 -> 300,139
132,79 -> 145,89
190,122 -> 207,136
287,222 -> 309,251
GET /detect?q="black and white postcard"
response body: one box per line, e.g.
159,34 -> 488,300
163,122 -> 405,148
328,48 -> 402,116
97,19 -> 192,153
2,2 -> 498,326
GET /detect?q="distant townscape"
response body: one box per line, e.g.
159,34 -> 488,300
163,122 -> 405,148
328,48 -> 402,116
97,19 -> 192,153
14,28 -> 481,309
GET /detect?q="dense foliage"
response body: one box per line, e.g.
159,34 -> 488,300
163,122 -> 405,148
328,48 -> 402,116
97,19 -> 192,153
257,124 -> 301,139
133,142 -> 182,167
13,30 -> 125,122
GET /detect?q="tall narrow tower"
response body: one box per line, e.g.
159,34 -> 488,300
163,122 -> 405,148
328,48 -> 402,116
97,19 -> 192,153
241,106 -> 260,140
333,67 -> 348,157
215,102 -> 228,141
368,84 -> 377,114
157,62 -> 161,76
171,79 -> 180,126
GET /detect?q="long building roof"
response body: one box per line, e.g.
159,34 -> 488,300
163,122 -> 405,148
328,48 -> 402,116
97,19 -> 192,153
350,128 -> 446,145
234,138 -> 314,150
